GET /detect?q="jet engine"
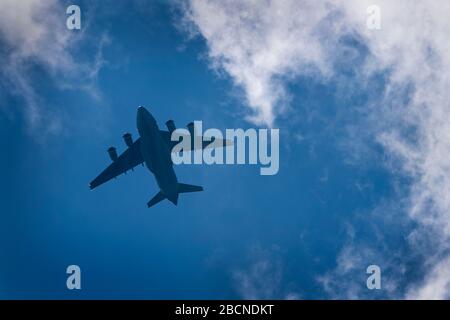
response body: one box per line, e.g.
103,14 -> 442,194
166,120 -> 176,134
107,147 -> 118,162
123,133 -> 133,147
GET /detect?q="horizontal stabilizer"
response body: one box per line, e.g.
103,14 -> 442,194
147,191 -> 166,208
178,183 -> 203,194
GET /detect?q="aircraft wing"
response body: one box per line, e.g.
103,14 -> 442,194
89,138 -> 144,190
159,130 -> 232,152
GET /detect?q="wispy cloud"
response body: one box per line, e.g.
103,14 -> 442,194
317,222 -> 407,299
178,0 -> 340,125
0,0 -> 107,135
406,255 -> 450,300
179,0 -> 450,299
232,245 -> 300,299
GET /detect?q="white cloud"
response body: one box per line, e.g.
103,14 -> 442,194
0,0 -> 106,134
317,244 -> 368,300
356,0 -> 450,300
180,0 -> 450,299
407,255 -> 450,300
180,0 -> 341,125
0,1 -> 73,71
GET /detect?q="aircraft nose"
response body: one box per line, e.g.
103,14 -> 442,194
137,106 -> 147,118
137,106 -> 155,122
137,106 -> 152,128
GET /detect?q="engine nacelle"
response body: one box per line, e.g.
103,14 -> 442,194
166,120 -> 176,134
107,147 -> 118,162
187,122 -> 195,137
123,133 -> 133,147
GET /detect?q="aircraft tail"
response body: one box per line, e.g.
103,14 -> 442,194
178,183 -> 203,194
147,191 -> 166,208
147,184 -> 203,208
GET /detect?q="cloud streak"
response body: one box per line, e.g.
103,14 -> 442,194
179,0 -> 342,125
232,245 -> 300,299
0,0 -> 107,135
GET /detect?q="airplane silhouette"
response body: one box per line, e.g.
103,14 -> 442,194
89,106 -> 229,208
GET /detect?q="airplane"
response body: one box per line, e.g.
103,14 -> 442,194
89,106 -> 229,208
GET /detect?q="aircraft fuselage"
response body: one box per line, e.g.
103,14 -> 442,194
136,107 -> 179,204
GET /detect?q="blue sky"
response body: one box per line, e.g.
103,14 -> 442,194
1,0 -> 449,299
